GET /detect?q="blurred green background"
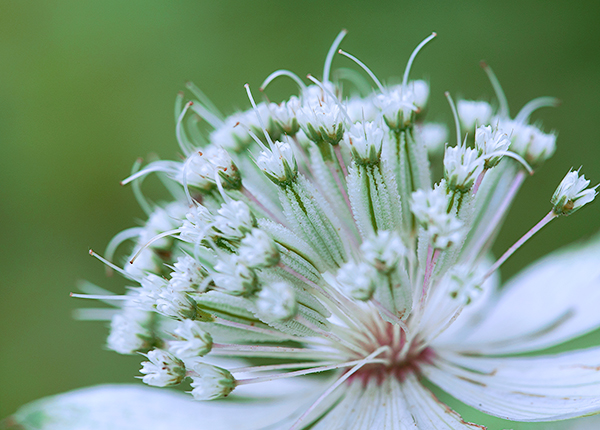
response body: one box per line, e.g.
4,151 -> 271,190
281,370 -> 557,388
1,1 -> 599,428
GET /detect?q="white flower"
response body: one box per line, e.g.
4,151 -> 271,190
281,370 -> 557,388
474,124 -> 511,168
188,362 -> 236,401
500,119 -> 557,165
255,137 -> 298,184
336,260 -> 377,301
343,120 -> 385,164
168,255 -> 206,292
106,307 -> 152,355
270,96 -> 301,135
22,31 -> 600,430
417,122 -> 448,155
139,349 -> 186,387
255,281 -> 297,321
457,99 -> 493,131
238,228 -> 280,268
552,169 -> 598,215
212,254 -> 258,297
411,184 -> 464,249
444,143 -> 484,192
169,319 -> 213,358
297,100 -> 345,145
360,230 -> 406,273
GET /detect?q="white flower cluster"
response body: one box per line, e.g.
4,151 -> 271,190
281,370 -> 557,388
75,31 -> 600,430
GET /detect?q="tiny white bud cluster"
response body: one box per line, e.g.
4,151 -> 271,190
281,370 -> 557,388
168,255 -> 206,293
107,307 -> 152,355
270,96 -> 301,135
139,349 -> 186,387
169,319 -> 213,358
185,145 -> 240,191
336,260 -> 377,301
445,265 -> 483,305
474,124 -> 511,168
189,362 -> 236,400
375,82 -> 428,130
212,254 -> 258,297
212,200 -> 256,240
255,281 -> 297,321
551,169 -> 598,216
238,228 -> 280,268
343,121 -> 385,164
360,230 -> 406,273
256,137 -> 298,184
444,144 -> 483,192
457,100 -> 493,131
297,101 -> 345,145
411,184 -> 463,249
501,120 -> 556,166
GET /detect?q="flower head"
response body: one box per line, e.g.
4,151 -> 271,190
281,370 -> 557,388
51,31 -> 600,430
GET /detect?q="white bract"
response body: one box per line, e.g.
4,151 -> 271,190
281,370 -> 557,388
28,31 -> 600,430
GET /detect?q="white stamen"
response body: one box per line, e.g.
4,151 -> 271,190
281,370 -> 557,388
260,69 -> 307,92
402,32 -> 436,89
337,49 -> 385,93
481,61 -> 509,117
323,29 -> 348,83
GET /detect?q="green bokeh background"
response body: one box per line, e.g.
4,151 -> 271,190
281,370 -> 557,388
1,1 -> 600,428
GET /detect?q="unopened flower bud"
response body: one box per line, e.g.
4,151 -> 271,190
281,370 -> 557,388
189,363 -> 236,400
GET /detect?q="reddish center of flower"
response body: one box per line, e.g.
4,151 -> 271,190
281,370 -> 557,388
349,322 -> 433,385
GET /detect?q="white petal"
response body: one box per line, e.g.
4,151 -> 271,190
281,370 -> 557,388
423,347 -> 600,422
434,234 -> 600,354
7,379 -> 327,430
311,375 -> 484,429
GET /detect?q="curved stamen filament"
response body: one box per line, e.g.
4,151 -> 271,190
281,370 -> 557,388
175,101 -> 194,155
260,69 -> 307,92
185,81 -> 224,120
480,61 -> 509,118
444,91 -> 462,147
244,83 -> 275,147
104,227 -> 143,275
89,249 -> 140,282
515,96 -> 560,124
128,228 -> 181,264
323,29 -> 348,84
402,32 -> 436,89
337,49 -> 385,93
130,158 -> 153,216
